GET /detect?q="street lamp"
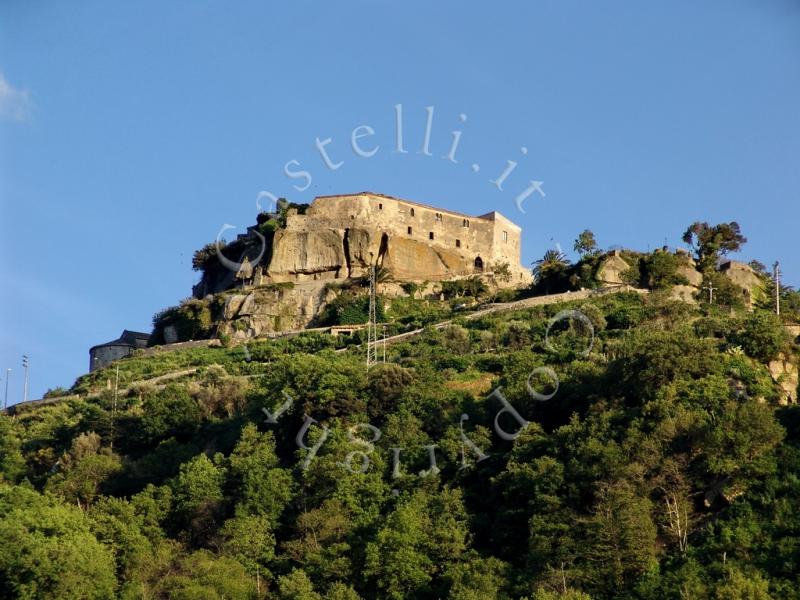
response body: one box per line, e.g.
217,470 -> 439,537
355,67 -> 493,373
3,368 -> 10,411
22,355 -> 29,404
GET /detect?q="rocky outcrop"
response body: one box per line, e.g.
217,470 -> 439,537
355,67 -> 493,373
719,260 -> 763,310
768,352 -> 798,405
344,228 -> 383,278
217,282 -> 337,338
675,253 -> 703,287
268,229 -> 347,282
597,252 -> 630,286
669,285 -> 698,304
265,227 -> 479,284
382,237 -> 471,281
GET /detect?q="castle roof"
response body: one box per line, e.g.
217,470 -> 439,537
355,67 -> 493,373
90,330 -> 150,351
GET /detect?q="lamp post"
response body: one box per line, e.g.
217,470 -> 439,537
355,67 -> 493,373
3,368 -> 10,410
22,355 -> 29,403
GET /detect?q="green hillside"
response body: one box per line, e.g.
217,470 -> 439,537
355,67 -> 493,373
2,291 -> 799,599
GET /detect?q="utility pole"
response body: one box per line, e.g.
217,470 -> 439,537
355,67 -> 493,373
21,355 -> 29,403
773,261 -> 781,316
703,283 -> 717,304
3,368 -> 10,411
382,325 -> 387,363
366,263 -> 378,368
110,365 -> 120,450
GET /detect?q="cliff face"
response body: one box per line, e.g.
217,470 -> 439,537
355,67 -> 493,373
266,226 -> 498,283
216,282 -> 336,339
268,229 -> 350,281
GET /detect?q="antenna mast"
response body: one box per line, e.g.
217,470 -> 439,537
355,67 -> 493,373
366,264 -> 378,368
773,261 -> 781,316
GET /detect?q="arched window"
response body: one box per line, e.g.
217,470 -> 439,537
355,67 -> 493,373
474,256 -> 484,271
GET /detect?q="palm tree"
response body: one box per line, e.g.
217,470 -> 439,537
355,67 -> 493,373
532,249 -> 569,292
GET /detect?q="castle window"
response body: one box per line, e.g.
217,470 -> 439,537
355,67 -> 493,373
435,213 -> 442,222
463,219 -> 469,227
429,232 -> 434,240
379,203 -> 383,210
408,226 -> 412,235
410,208 -> 415,217
502,230 -> 508,242
455,239 -> 461,248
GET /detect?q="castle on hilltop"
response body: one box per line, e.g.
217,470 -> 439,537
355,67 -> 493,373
192,192 -> 531,299
266,192 -> 531,284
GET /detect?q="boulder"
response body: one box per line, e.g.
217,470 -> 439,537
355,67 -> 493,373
268,229 -> 346,280
223,294 -> 247,319
345,228 -> 382,277
597,253 -> 630,286
669,285 -> 698,304
238,292 -> 257,316
382,237 -> 471,280
719,260 -> 763,309
216,281 -> 333,338
674,254 -> 703,287
768,352 -> 798,405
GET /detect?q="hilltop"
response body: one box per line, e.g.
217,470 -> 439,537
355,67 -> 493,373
1,218 -> 800,599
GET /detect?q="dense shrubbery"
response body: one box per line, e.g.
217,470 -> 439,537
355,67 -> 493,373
319,292 -> 386,325
1,294 -> 799,599
151,299 -> 214,344
441,277 -> 488,299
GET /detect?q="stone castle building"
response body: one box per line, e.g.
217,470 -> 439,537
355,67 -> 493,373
265,192 -> 531,285
89,329 -> 150,371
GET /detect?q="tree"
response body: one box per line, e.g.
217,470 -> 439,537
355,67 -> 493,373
227,424 -> 294,525
0,484 -> 117,599
446,555 -> 510,599
155,549 -> 257,599
0,417 -> 26,483
682,221 -> 747,271
364,488 -> 469,599
217,514 -> 275,582
573,230 -> 598,257
493,262 -> 513,283
282,499 -> 354,585
585,479 -> 657,592
734,311 -> 789,363
44,432 -> 122,508
139,384 -> 202,445
533,250 -> 570,293
87,496 -> 154,589
171,453 -> 226,544
277,568 -> 322,600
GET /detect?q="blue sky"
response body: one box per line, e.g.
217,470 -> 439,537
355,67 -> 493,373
1,1 -> 799,404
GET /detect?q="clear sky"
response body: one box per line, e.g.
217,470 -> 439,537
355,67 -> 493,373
1,1 -> 799,404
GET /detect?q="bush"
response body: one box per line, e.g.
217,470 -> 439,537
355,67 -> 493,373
151,299 -> 213,345
734,311 -> 788,363
643,251 -> 689,289
320,293 -> 385,326
441,277 -> 488,300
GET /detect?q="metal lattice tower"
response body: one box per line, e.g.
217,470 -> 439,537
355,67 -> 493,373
366,264 -> 378,368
